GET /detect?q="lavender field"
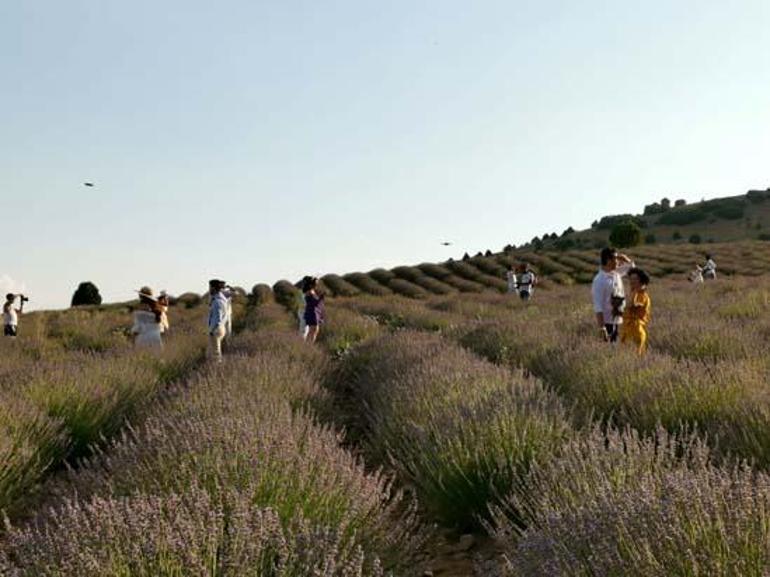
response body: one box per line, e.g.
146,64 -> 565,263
2,275 -> 770,576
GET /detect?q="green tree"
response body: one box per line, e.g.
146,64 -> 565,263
673,231 -> 683,240
71,282 -> 102,307
689,234 -> 702,244
609,221 -> 642,249
644,233 -> 656,245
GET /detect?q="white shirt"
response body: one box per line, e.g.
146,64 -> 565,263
591,263 -> 633,325
704,259 -> 717,272
519,271 -> 536,293
506,271 -> 517,291
3,304 -> 17,327
208,293 -> 228,332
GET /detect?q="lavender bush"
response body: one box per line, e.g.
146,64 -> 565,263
331,331 -> 571,529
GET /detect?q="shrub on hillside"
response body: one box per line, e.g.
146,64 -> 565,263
321,274 -> 361,297
249,283 -> 273,305
609,221 -> 642,248
343,273 -> 393,296
689,233 -> 702,244
596,214 -> 646,230
388,279 -> 429,299
747,189 -> 770,203
554,238 -> 575,251
673,231 -> 683,240
71,282 -> 102,307
272,280 -> 302,311
368,268 -> 396,285
176,292 -> 202,309
657,206 -> 707,226
644,233 -> 656,245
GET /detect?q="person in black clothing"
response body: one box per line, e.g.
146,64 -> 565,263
301,276 -> 325,344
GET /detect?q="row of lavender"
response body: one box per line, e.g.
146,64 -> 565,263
0,303 -> 209,520
324,279 -> 770,575
1,304 -> 425,576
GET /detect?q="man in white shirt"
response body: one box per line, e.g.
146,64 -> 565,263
517,264 -> 537,301
591,248 -> 634,343
208,279 -> 229,362
703,254 -> 717,280
3,293 -> 23,337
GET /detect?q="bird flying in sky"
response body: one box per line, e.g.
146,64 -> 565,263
441,241 -> 453,246
83,182 -> 94,187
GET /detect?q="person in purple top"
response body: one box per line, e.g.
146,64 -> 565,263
302,276 -> 325,343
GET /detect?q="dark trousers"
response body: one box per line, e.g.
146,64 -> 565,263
605,323 -> 619,343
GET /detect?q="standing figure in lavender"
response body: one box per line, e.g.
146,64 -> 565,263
302,276 -> 325,344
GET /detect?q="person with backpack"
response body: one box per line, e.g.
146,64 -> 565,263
517,264 -> 537,301
591,247 -> 634,343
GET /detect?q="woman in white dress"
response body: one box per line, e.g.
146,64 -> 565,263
132,287 -> 163,350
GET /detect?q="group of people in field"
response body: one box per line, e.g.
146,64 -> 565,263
505,248 -> 717,356
131,276 -> 326,362
3,250 -> 719,361
506,263 -> 538,300
131,280 -> 235,362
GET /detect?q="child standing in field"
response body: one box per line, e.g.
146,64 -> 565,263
302,276 -> 325,344
621,268 -> 651,354
505,265 -> 518,294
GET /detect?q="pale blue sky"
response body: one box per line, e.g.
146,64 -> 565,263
2,1 -> 769,309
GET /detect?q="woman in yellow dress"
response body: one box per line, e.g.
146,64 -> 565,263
621,268 -> 651,354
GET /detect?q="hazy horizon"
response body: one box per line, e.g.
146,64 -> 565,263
3,1 -> 770,310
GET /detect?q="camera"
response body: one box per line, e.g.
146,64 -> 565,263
610,295 -> 625,318
18,294 -> 29,304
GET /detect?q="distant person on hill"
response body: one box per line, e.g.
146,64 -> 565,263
690,265 -> 705,284
298,276 -> 311,338
222,285 -> 236,339
157,291 -> 170,334
3,293 -> 24,338
132,287 -> 163,350
517,264 -> 537,301
621,268 -> 652,354
702,254 -> 717,280
592,248 -> 635,343
505,265 -> 518,294
208,279 -> 229,362
302,276 -> 325,344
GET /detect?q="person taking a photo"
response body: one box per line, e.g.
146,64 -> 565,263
3,293 -> 24,338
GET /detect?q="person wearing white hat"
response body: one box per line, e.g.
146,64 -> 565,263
132,287 -> 163,350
